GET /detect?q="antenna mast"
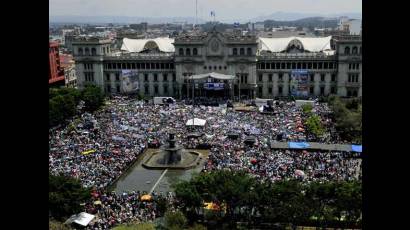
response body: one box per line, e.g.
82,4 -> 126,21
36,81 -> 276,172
195,0 -> 198,27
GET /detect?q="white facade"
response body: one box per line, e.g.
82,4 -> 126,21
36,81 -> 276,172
72,32 -> 362,99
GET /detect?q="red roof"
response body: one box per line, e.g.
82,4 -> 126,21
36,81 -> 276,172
49,41 -> 59,47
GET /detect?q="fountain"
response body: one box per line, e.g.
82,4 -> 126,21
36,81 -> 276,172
158,133 -> 182,164
142,133 -> 201,169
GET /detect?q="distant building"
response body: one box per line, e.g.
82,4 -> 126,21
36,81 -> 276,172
49,41 -> 65,86
348,19 -> 361,35
339,18 -> 361,35
248,22 -> 265,31
259,30 -> 314,38
61,29 -> 74,45
64,34 -> 75,52
60,54 -> 77,88
129,23 -> 148,32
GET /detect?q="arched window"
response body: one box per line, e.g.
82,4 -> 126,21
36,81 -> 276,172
193,48 -> 198,55
78,48 -> 83,56
186,48 -> 191,56
240,48 -> 245,55
359,46 -> 362,54
247,47 -> 252,55
91,48 -> 96,56
233,48 -> 238,55
85,47 -> 90,56
103,47 -> 106,54
344,46 -> 350,55
352,46 -> 358,54
179,48 -> 184,56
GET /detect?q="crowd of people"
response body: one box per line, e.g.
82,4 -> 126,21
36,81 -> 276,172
49,96 -> 361,228
84,190 -> 175,230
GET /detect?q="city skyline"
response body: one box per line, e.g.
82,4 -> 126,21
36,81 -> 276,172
50,0 -> 362,23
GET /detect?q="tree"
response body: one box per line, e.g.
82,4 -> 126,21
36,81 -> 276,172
49,88 -> 81,127
187,223 -> 207,230
301,104 -> 313,114
49,94 -> 77,127
49,97 -> 64,126
81,85 -> 105,112
305,114 -> 325,137
49,220 -> 72,230
156,196 -> 169,217
49,174 -> 91,221
334,181 -> 362,228
270,180 -> 311,228
174,170 -> 361,228
305,181 -> 339,228
164,211 -> 187,230
173,180 -> 202,220
329,97 -> 362,143
112,223 -> 155,230
174,170 -> 257,227
197,170 -> 255,223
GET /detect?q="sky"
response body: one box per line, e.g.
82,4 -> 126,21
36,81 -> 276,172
50,0 -> 362,22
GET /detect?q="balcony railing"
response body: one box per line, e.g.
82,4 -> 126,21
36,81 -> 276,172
258,52 -> 336,59
345,82 -> 361,87
104,52 -> 175,60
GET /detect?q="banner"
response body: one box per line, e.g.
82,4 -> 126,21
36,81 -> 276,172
204,83 -> 224,90
121,70 -> 139,93
290,70 -> 309,97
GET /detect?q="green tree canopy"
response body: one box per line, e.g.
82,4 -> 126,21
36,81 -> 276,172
305,114 -> 325,137
164,211 -> 188,230
173,170 -> 361,228
49,94 -> 76,127
328,96 -> 362,143
49,174 -> 91,221
301,104 -> 313,114
82,85 -> 105,112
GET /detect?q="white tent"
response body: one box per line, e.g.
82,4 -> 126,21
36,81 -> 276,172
258,36 -> 332,53
121,37 -> 175,53
189,72 -> 236,80
65,212 -> 95,227
186,118 -> 207,127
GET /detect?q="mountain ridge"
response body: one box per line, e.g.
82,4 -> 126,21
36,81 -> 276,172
49,12 -> 361,25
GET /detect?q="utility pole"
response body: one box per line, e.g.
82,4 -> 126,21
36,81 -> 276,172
195,0 -> 198,27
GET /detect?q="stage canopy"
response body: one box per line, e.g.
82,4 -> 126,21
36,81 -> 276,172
189,72 -> 236,80
258,36 -> 332,53
121,37 -> 175,53
186,118 -> 207,127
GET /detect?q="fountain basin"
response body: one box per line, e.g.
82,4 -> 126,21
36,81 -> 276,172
142,150 -> 201,169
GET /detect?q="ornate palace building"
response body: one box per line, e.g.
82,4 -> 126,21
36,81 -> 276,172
72,29 -> 362,99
